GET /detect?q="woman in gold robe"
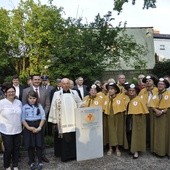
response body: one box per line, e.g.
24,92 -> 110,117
104,83 -> 128,156
82,84 -> 103,108
138,75 -> 158,149
127,84 -> 149,159
149,78 -> 170,157
98,82 -> 109,147
82,84 -> 108,148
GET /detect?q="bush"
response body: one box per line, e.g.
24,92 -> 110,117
153,60 -> 170,78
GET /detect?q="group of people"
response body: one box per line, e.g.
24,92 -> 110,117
82,74 -> 170,160
0,73 -> 170,170
0,75 -> 89,170
0,75 -> 51,170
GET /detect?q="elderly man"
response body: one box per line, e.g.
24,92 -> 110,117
117,74 -> 126,93
48,78 -> 82,162
73,76 -> 89,99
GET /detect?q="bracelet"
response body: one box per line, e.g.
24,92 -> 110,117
37,126 -> 42,131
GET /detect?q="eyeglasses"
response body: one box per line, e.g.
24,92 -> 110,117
6,91 -> 16,94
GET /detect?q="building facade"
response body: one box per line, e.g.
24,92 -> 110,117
102,27 -> 155,81
153,34 -> 170,61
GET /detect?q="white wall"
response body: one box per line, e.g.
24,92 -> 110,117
154,38 -> 170,60
108,27 -> 155,71
123,28 -> 155,70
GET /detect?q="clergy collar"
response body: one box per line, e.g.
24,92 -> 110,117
63,89 -> 71,93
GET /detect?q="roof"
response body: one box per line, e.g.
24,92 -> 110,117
153,34 -> 170,39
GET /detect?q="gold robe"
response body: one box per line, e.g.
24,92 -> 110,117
82,94 -> 104,109
117,84 -> 125,94
104,94 -> 126,115
127,96 -> 149,153
103,94 -> 128,148
128,96 -> 149,115
149,90 -> 170,156
138,87 -> 158,106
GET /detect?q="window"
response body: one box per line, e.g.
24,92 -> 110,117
160,45 -> 165,50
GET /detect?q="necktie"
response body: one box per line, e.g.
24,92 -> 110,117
35,88 -> 40,102
158,89 -> 166,101
110,97 -> 114,115
88,96 -> 95,107
147,90 -> 153,103
35,88 -> 38,94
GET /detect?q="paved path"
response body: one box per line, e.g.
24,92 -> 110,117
0,148 -> 170,170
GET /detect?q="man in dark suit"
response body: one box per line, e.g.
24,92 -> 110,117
73,76 -> 89,100
41,75 -> 54,95
70,79 -> 82,100
22,74 -> 51,163
50,78 -> 62,103
41,75 -> 54,136
12,75 -> 25,101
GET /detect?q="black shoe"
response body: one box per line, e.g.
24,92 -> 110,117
42,156 -> 50,163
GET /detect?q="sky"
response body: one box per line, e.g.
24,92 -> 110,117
0,0 -> 170,34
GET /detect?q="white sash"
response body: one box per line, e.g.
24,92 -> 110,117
48,90 -> 82,135
60,93 -> 77,133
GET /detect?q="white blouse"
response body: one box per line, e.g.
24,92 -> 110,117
0,98 -> 22,135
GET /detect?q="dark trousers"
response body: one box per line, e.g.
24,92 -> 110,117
126,115 -> 132,150
46,112 -> 53,136
42,126 -> 46,158
54,130 -> 76,162
146,114 -> 150,148
28,147 -> 42,165
1,133 -> 21,168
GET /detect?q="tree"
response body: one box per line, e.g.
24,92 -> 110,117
153,60 -> 170,78
7,0 -> 64,81
0,8 -> 16,83
49,12 -> 146,82
0,0 -> 147,83
114,0 -> 157,13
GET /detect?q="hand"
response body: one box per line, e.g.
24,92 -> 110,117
33,127 -> 41,133
28,126 -> 36,132
163,109 -> 167,114
155,110 -> 162,117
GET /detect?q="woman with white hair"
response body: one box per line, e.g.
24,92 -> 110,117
82,84 -> 103,108
127,84 -> 149,159
149,78 -> 170,157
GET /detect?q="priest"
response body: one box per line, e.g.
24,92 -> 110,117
48,78 -> 82,162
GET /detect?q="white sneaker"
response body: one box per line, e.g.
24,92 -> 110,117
13,167 -> 19,170
6,167 -> 11,170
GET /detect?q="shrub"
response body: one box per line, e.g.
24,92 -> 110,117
153,60 -> 170,78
